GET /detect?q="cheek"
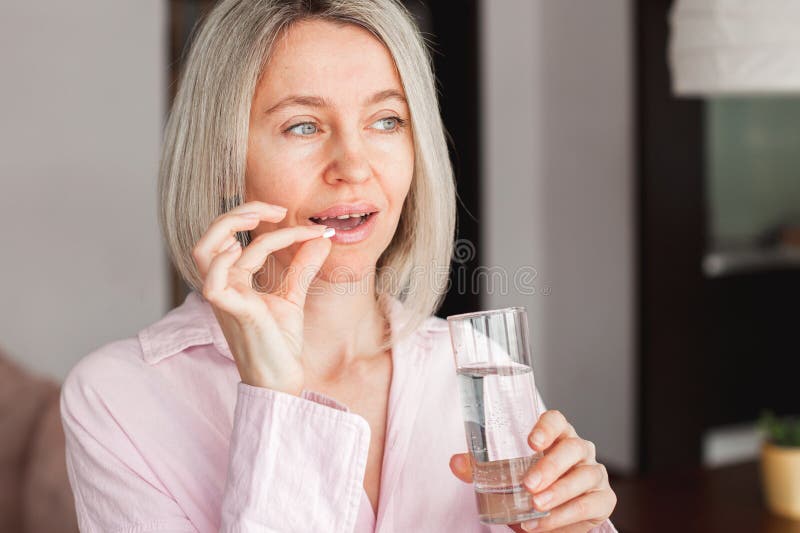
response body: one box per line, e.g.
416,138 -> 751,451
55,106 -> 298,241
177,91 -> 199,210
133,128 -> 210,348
388,144 -> 414,207
374,133 -> 414,196
247,132 -> 285,193
388,172 -> 413,213
246,133 -> 313,209
245,146 -> 312,267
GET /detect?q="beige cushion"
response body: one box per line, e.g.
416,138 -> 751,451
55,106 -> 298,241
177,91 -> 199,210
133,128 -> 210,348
0,350 -> 77,532
22,386 -> 78,533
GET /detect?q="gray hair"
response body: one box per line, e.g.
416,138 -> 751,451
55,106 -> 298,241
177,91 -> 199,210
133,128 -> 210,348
158,0 -> 456,348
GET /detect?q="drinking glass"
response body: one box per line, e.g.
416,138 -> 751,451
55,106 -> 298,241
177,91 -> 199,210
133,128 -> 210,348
447,306 -> 548,525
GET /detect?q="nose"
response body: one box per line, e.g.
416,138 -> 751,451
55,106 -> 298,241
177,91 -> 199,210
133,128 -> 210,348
322,128 -> 372,185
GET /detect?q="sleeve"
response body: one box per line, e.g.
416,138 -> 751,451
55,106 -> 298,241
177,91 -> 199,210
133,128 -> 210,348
219,382 -> 371,532
61,375 -> 371,533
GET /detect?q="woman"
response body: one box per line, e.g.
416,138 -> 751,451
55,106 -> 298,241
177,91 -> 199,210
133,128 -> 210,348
60,1 -> 617,532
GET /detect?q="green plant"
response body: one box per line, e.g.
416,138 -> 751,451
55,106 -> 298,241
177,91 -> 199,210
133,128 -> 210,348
759,410 -> 800,447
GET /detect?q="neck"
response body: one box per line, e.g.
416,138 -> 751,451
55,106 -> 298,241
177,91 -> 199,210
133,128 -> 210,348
254,256 -> 390,383
301,278 -> 389,382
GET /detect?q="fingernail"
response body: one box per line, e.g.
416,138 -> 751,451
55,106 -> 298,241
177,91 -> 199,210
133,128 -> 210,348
322,227 -> 335,239
241,212 -> 260,219
533,491 -> 551,507
454,454 -> 467,471
524,471 -> 541,491
521,519 -> 538,531
531,430 -> 545,447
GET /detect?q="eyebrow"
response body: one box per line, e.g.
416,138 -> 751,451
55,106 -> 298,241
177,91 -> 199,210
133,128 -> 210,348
264,89 -> 407,115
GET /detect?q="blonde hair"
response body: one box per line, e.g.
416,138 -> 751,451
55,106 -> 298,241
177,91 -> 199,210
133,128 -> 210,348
159,0 -> 456,348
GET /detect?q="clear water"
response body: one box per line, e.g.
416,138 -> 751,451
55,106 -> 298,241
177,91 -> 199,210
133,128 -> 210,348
457,365 -> 549,525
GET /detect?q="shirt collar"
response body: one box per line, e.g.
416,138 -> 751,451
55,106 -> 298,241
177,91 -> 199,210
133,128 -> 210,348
138,289 -> 421,366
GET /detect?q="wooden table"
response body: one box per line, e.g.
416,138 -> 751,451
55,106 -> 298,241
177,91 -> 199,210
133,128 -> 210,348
608,461 -> 800,533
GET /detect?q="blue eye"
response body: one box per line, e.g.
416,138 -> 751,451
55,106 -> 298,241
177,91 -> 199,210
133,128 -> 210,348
287,122 -> 317,136
372,116 -> 406,132
284,116 -> 406,138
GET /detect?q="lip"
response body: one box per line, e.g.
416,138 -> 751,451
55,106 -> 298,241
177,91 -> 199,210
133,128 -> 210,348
325,211 -> 378,244
308,202 -> 379,220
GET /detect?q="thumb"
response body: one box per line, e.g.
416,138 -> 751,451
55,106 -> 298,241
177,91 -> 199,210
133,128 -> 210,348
282,236 -> 332,309
449,453 -> 473,484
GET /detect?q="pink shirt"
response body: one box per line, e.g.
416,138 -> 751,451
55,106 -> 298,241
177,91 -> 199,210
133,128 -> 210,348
60,290 -> 617,532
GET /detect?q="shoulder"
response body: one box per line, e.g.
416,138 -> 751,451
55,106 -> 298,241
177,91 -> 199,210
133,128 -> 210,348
63,336 -> 145,389
60,336 -> 149,426
58,337 -> 184,505
424,313 -> 448,332
61,291 -> 220,417
420,314 -> 449,342
137,290 -> 227,364
407,313 -> 452,359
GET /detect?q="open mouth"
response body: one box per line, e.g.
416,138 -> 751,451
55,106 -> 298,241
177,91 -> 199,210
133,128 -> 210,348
309,211 -> 377,231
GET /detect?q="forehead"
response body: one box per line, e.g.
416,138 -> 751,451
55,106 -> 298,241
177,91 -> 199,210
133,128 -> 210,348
259,19 -> 404,102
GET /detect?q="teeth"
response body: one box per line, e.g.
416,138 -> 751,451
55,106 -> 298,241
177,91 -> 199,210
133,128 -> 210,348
312,212 -> 370,221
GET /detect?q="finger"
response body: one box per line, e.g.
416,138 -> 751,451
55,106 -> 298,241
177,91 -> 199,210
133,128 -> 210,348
231,224 -> 331,281
523,438 -> 594,493
206,239 -> 286,340
281,236 -> 333,309
193,203 -> 287,276
227,200 -> 288,218
448,453 -> 473,484
520,490 -> 615,532
528,410 -> 577,452
203,241 -> 250,315
530,464 -> 607,513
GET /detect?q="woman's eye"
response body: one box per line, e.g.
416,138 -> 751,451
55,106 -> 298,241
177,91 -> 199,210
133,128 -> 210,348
285,117 -> 405,137
287,122 -> 317,136
371,116 -> 405,132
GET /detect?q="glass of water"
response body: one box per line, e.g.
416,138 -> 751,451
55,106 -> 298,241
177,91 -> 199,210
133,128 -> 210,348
447,306 -> 548,525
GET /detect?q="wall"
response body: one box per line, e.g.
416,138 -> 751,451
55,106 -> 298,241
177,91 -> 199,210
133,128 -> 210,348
0,0 -> 637,472
0,1 -> 168,381
480,0 -> 636,473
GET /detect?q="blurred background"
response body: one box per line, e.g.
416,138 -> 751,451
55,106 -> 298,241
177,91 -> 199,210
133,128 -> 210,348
1,1 -> 799,532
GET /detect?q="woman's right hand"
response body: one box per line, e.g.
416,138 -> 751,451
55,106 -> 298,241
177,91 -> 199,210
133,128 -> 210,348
191,201 -> 333,395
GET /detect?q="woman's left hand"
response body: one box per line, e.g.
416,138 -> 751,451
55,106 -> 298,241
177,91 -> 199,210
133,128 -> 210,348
449,409 -> 617,532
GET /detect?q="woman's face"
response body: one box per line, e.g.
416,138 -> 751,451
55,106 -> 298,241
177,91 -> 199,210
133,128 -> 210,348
246,19 -> 414,283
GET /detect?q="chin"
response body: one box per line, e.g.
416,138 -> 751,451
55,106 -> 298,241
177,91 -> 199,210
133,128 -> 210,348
315,251 -> 379,285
